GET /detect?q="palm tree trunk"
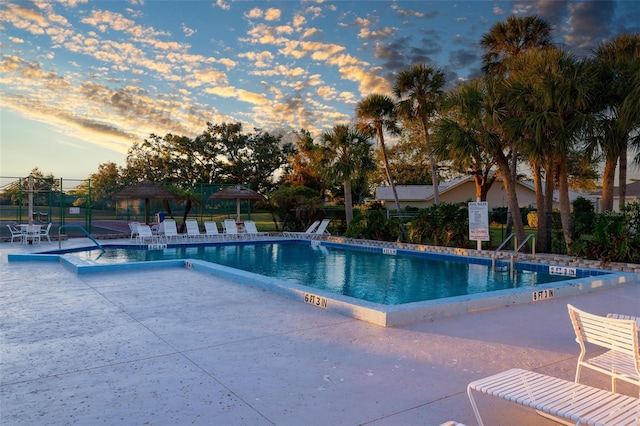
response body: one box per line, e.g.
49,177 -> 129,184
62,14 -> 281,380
619,148 -> 627,209
344,179 -> 353,225
557,160 -> 573,253
377,128 -> 401,212
601,156 -> 617,212
495,152 -> 526,244
532,163 -> 549,252
421,117 -> 440,204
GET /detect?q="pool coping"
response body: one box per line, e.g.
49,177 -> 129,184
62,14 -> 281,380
8,239 -> 640,327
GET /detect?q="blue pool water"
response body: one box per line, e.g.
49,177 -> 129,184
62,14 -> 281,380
72,242 -> 572,305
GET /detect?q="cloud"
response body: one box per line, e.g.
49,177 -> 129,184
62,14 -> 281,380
265,8 -> 282,21
565,0 -> 615,55
181,23 -> 196,37
205,86 -> 270,106
215,0 -> 231,11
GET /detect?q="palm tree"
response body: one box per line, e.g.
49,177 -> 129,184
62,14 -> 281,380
505,48 -> 597,253
480,15 -> 553,75
480,15 -> 553,243
322,124 -> 374,225
592,34 -> 640,211
355,93 -> 402,212
394,64 -> 446,204
433,79 -> 497,202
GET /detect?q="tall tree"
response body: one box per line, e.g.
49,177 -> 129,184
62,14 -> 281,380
394,64 -> 446,203
592,34 -> 640,211
210,122 -> 293,192
481,15 -> 553,245
283,129 -> 326,194
356,93 -> 402,212
505,48 -> 597,252
480,15 -> 553,75
433,79 -> 497,202
322,124 -> 374,225
73,162 -> 124,209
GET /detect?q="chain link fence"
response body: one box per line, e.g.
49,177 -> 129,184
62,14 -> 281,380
0,176 -> 257,240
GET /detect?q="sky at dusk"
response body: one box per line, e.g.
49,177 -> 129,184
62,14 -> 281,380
1,0 -> 639,181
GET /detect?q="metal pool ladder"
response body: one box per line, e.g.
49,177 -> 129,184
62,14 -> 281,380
58,225 -> 105,252
492,233 -> 536,276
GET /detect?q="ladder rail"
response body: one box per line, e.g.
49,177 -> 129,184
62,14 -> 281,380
58,225 -> 105,252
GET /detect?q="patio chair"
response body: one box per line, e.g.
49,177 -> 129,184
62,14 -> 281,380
40,222 -> 52,243
310,219 -> 331,240
243,220 -> 268,239
204,221 -> 222,241
223,219 -> 239,241
7,225 -> 25,244
185,219 -> 204,241
567,304 -> 640,395
607,312 -> 640,328
128,222 -> 140,240
160,219 -> 183,243
136,224 -> 158,244
282,220 -> 320,238
24,224 -> 41,244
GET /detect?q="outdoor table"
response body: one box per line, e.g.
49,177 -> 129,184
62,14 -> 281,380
17,224 -> 41,244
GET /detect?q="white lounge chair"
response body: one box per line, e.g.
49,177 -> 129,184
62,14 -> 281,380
40,222 -> 52,243
243,220 -> 268,239
223,219 -> 239,241
136,224 -> 157,244
204,221 -> 222,241
185,219 -> 204,241
468,368 -> 640,426
310,219 -> 331,240
7,225 -> 25,244
159,219 -> 183,243
607,312 -> 640,328
568,304 -> 640,394
283,220 -> 320,238
128,222 -> 140,240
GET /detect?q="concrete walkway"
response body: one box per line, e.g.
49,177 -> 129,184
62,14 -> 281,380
1,239 -> 639,425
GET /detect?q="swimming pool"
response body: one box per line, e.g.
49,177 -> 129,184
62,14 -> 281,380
10,239 -> 637,326
70,241 -> 572,305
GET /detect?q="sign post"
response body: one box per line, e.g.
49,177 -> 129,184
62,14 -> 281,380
469,201 -> 490,251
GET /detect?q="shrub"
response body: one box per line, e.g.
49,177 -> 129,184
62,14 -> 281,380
409,202 -> 468,246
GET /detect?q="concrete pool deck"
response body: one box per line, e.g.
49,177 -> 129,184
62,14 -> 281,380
2,238 -> 639,425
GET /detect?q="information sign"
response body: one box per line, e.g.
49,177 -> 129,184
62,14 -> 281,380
468,202 -> 490,241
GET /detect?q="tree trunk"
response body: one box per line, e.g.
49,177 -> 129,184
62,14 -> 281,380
601,156 -> 618,212
495,151 -> 526,244
344,178 -> 353,225
532,163 -> 548,253
557,159 -> 573,254
619,148 -> 627,209
377,127 -> 401,212
421,117 -> 440,204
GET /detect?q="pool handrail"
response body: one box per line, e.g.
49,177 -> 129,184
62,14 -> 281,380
492,233 -> 536,272
58,225 -> 105,252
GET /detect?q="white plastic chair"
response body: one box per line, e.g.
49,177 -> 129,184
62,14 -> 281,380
310,219 -> 331,240
185,219 -> 204,241
129,222 -> 140,240
160,219 -> 183,243
223,219 -> 239,241
136,225 -> 157,244
283,220 -> 320,238
568,304 -> 640,395
243,220 -> 268,239
40,223 -> 52,243
204,221 -> 222,241
24,224 -> 41,244
7,225 -> 25,244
